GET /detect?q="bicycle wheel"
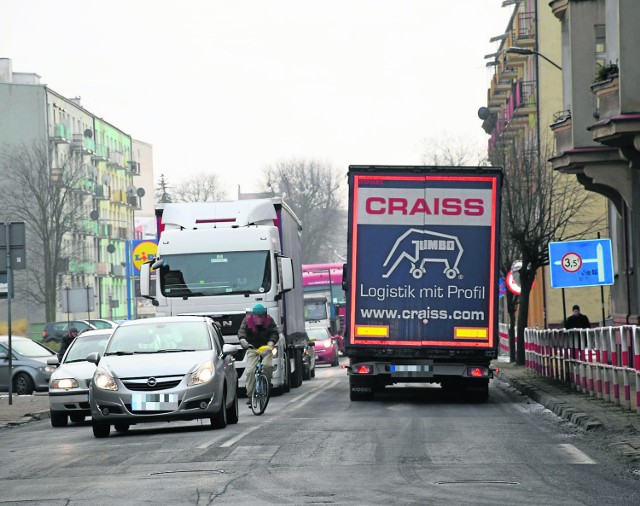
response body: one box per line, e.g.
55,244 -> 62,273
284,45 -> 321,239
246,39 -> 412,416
251,374 -> 270,415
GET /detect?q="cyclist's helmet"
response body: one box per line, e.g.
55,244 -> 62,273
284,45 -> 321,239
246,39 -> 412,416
251,304 -> 267,315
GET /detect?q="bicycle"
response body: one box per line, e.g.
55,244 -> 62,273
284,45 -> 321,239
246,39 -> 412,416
249,345 -> 272,415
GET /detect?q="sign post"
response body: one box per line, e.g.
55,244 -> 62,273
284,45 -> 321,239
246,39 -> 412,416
0,222 -> 27,406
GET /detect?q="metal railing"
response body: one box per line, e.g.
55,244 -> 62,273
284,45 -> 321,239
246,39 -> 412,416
522,326 -> 640,414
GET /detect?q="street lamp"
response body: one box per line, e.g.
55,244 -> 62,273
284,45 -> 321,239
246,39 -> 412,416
505,47 -> 562,71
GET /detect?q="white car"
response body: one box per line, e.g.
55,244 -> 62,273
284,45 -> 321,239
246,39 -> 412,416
48,329 -> 114,427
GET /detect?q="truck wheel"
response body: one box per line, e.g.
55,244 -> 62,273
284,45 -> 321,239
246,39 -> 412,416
349,377 -> 374,401
465,379 -> 489,403
290,349 -> 303,388
272,351 -> 290,395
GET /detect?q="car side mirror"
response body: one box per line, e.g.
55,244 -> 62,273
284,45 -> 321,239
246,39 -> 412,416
86,352 -> 101,365
47,356 -> 60,366
0,352 -> 7,360
222,344 -> 240,356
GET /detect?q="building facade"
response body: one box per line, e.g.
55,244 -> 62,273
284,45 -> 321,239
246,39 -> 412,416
482,0 -> 610,328
548,0 -> 640,325
0,58 -> 153,324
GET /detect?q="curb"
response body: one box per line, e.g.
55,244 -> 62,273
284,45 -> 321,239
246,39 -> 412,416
0,410 -> 50,431
496,371 -> 603,431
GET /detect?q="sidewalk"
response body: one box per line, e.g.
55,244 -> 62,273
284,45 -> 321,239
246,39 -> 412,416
495,360 -> 640,460
0,393 -> 50,429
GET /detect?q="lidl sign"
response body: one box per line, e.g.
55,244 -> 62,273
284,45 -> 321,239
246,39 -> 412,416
131,240 -> 158,275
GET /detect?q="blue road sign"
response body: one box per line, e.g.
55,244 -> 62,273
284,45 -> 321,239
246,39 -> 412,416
548,239 -> 614,288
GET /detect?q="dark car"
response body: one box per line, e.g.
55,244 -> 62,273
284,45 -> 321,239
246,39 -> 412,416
0,336 -> 57,394
42,320 -> 97,343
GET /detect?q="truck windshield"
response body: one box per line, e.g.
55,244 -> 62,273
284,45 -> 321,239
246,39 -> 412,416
159,251 -> 271,297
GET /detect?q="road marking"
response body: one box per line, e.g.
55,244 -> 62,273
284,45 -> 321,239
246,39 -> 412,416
558,444 -> 596,464
218,425 -> 261,448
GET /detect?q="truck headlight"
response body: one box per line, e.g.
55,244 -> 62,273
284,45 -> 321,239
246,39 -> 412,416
187,361 -> 214,386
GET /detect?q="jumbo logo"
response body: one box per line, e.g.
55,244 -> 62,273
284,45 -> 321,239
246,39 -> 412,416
383,229 -> 463,280
132,240 -> 158,273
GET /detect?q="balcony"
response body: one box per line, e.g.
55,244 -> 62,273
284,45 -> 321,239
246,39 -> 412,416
513,12 -> 536,47
71,134 -> 95,154
50,123 -> 70,144
112,190 -> 128,205
73,178 -> 95,195
92,144 -> 108,161
127,195 -> 141,209
107,149 -> 125,169
111,263 -> 126,277
94,183 -> 111,200
128,160 -> 140,175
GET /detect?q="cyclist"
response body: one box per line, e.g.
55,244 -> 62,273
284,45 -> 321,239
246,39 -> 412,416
238,304 -> 278,405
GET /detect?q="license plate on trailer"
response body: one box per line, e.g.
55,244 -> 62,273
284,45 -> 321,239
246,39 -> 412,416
389,364 -> 433,377
131,393 -> 179,411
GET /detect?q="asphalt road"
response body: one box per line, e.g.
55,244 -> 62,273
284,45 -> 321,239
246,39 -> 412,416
1,359 -> 639,505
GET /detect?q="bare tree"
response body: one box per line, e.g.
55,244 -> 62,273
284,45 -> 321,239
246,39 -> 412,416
261,158 -> 346,263
422,133 -> 489,166
172,173 -> 227,202
491,138 -> 606,365
0,140 -> 90,321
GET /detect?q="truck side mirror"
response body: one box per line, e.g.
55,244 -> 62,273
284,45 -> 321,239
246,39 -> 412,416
278,256 -> 294,293
342,263 -> 348,291
140,262 -> 153,299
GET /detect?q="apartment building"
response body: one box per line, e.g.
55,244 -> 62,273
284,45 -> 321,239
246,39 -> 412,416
0,58 -> 153,323
482,0 -> 609,328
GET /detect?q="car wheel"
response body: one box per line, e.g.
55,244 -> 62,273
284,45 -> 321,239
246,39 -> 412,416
310,365 -> 315,378
302,361 -> 311,381
69,414 -> 85,424
50,411 -> 68,427
92,420 -> 110,438
114,423 -> 130,433
210,389 -> 228,429
226,387 -> 239,424
13,373 -> 35,395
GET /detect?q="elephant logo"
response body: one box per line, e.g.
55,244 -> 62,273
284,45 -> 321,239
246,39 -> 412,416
382,228 -> 463,280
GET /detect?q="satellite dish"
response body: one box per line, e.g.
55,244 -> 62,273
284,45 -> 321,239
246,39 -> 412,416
84,129 -> 93,139
478,107 -> 490,120
126,185 -> 137,196
89,210 -> 99,221
136,187 -> 146,198
102,174 -> 111,186
107,244 -> 116,254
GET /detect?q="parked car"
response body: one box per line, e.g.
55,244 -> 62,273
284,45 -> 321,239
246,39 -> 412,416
42,320 -> 97,343
48,328 -> 115,427
87,319 -> 119,330
0,336 -> 57,394
306,327 -> 340,367
88,316 -> 240,438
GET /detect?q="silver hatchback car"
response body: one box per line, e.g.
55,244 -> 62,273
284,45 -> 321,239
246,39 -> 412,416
88,316 -> 239,438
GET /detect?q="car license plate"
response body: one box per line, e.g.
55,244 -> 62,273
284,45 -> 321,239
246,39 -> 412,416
131,393 -> 178,411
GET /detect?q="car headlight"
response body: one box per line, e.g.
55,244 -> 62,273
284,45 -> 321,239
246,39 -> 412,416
51,378 -> 79,390
271,347 -> 278,358
187,360 -> 214,386
38,365 -> 56,374
94,368 -> 118,391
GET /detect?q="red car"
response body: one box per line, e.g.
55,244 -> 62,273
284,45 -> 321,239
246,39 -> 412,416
307,327 -> 340,367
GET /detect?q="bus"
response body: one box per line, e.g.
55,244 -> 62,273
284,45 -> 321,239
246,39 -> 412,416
302,263 -> 345,336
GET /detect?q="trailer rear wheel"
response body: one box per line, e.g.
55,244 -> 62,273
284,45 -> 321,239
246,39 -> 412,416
290,348 -> 303,388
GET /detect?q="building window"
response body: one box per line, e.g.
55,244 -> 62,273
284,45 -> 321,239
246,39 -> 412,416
595,24 -> 606,69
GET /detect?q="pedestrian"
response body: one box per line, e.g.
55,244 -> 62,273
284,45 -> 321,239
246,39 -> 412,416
238,304 -> 279,405
565,304 -> 591,329
58,326 -> 79,362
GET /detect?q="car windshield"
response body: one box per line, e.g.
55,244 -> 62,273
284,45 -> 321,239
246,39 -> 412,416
88,320 -> 115,329
64,334 -> 111,363
306,328 -> 330,341
7,339 -> 55,357
105,321 -> 212,354
159,251 -> 271,297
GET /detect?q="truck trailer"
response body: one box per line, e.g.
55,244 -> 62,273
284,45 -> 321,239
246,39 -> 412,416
140,198 -> 310,392
344,165 -> 502,401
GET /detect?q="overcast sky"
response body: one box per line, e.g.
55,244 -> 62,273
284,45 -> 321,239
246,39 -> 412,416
2,0 -> 513,196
